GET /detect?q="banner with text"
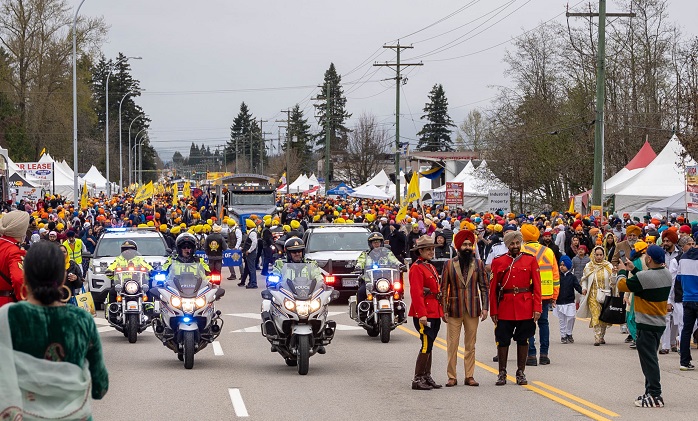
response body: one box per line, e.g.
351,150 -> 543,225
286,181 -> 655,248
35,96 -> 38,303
488,189 -> 511,213
445,182 -> 464,205
686,166 -> 698,210
15,162 -> 53,181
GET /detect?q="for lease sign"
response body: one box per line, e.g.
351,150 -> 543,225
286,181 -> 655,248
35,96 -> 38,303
15,162 -> 53,180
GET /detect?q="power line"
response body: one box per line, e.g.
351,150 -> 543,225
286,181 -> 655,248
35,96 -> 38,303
389,0 -> 483,42
419,0 -> 586,62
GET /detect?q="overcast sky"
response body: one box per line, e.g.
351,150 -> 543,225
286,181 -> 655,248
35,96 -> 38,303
80,0 -> 698,162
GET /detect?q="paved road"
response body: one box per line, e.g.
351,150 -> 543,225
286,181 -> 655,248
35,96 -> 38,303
93,267 -> 697,421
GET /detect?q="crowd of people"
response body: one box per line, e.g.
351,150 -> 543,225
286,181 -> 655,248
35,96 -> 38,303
2,188 -> 698,413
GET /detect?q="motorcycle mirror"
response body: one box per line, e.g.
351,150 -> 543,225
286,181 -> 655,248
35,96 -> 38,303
261,290 -> 273,300
149,287 -> 160,300
214,288 -> 226,300
330,290 -> 340,300
165,248 -> 172,256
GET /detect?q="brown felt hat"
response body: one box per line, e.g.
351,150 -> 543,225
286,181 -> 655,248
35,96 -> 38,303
410,235 -> 435,251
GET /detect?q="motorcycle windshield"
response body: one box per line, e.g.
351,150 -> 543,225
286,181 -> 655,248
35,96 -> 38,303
280,263 -> 319,300
365,247 -> 400,282
167,262 -> 206,298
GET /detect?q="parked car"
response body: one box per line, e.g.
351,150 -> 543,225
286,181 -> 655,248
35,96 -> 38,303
85,228 -> 171,309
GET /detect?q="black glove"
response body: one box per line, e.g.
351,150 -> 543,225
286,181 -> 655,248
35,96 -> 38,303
399,264 -> 407,272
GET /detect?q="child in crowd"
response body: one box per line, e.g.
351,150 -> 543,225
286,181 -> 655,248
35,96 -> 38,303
556,256 -> 583,344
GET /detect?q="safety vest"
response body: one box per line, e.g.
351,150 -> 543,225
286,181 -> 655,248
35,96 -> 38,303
523,242 -> 554,297
63,239 -> 83,264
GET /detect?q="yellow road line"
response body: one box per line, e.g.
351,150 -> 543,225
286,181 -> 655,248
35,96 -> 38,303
397,325 -> 615,421
533,381 -> 620,417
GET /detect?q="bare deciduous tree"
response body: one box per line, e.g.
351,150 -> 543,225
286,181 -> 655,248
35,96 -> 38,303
337,113 -> 391,186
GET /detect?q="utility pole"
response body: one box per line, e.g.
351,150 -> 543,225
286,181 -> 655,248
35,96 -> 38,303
374,42 -> 422,204
259,119 -> 268,174
567,2 -> 634,210
323,81 -> 332,190
261,131 -> 273,174
277,109 -> 291,194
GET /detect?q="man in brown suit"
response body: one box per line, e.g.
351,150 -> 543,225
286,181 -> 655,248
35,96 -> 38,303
611,224 -> 641,266
440,229 -> 489,387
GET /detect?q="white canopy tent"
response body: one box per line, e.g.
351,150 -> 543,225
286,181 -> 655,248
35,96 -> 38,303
613,135 -> 696,212
604,140 -> 657,194
82,165 -> 109,195
37,153 -> 87,198
349,184 -> 391,200
644,191 -> 698,214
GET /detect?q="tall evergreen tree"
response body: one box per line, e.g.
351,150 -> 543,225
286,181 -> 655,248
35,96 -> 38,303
286,104 -> 314,173
416,84 -> 455,152
226,102 -> 262,172
314,63 -> 351,156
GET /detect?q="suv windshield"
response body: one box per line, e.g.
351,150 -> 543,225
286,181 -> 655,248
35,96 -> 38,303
231,193 -> 275,206
95,237 -> 166,258
306,231 -> 369,253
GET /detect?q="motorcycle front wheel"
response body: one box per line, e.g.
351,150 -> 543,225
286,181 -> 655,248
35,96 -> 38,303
127,314 -> 138,343
379,313 -> 391,343
297,335 -> 310,375
183,331 -> 195,369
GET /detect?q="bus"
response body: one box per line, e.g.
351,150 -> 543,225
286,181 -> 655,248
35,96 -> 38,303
222,173 -> 278,232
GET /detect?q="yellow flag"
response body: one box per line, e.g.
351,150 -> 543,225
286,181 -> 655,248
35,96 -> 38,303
406,171 -> 420,204
396,204 -> 407,223
568,197 -> 575,213
183,181 -> 191,198
80,181 -> 88,209
134,181 -> 154,203
39,147 -> 46,157
172,183 -> 179,206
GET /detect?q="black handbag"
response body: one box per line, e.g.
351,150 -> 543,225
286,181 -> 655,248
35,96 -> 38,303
599,294 -> 626,325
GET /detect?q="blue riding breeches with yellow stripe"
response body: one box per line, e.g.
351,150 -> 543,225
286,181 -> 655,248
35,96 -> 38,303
413,317 -> 441,354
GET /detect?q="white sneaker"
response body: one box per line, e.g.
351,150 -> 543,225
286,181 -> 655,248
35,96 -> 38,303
680,363 -> 695,371
634,393 -> 664,408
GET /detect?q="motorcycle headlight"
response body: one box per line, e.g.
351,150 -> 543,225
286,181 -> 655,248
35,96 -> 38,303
182,298 -> 196,314
376,279 -> 391,293
310,298 -> 321,312
124,281 -> 139,294
171,296 -> 182,308
295,300 -> 309,317
195,296 -> 206,308
283,298 -> 295,311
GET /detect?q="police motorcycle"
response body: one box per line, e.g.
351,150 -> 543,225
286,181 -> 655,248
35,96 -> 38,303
349,247 -> 407,343
150,261 -> 225,369
104,248 -> 154,344
261,238 -> 339,375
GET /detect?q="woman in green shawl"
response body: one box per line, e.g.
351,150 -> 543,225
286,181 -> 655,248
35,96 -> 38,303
0,241 -> 108,419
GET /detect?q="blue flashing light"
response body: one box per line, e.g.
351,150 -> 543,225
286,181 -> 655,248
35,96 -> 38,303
183,317 -> 191,323
105,228 -> 129,232
372,264 -> 379,269
153,273 -> 166,282
267,275 -> 281,285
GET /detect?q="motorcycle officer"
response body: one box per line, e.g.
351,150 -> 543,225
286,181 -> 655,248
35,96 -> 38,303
269,238 -> 323,284
106,240 -> 153,313
163,232 -> 211,280
355,232 -> 404,320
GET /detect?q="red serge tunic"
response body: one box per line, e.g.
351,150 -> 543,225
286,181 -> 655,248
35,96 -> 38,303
0,235 -> 26,307
408,258 -> 444,319
489,252 -> 542,321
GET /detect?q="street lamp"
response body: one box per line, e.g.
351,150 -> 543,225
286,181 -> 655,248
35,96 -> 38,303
72,0 -> 86,204
128,115 -> 143,186
119,89 -> 145,192
133,128 -> 147,185
105,55 -> 141,196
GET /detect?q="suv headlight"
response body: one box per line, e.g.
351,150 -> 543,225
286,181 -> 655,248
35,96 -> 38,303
93,266 -> 102,274
375,279 -> 391,293
124,281 -> 139,294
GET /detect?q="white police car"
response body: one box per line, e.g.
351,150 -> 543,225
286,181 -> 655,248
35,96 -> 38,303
85,228 -> 171,309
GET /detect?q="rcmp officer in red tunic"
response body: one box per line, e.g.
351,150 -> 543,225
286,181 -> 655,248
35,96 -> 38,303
408,235 -> 445,390
489,230 -> 542,386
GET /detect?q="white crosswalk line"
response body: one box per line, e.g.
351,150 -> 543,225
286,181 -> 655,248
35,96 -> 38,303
212,341 -> 224,356
228,388 -> 249,417
97,326 -> 115,333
